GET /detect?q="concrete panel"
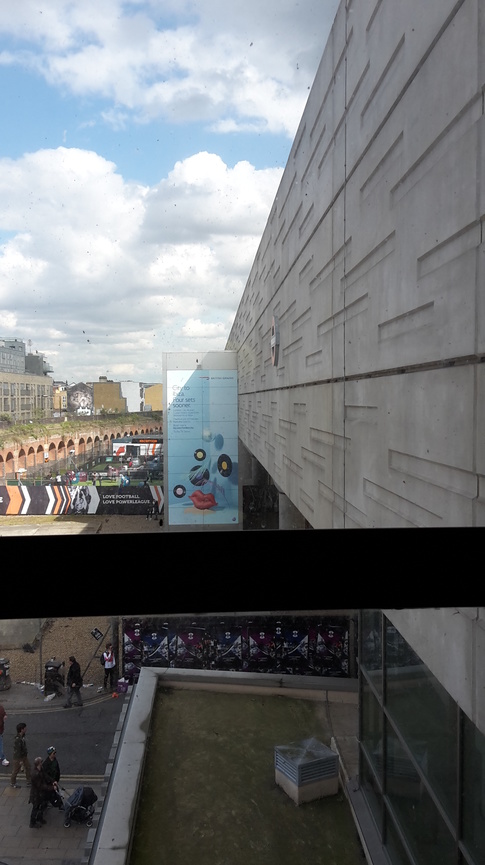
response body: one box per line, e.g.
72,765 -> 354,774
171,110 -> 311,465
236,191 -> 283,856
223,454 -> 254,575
344,366 -> 478,527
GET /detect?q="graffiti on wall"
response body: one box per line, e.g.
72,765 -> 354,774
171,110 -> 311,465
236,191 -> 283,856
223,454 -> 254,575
67,382 -> 93,414
122,615 -> 353,681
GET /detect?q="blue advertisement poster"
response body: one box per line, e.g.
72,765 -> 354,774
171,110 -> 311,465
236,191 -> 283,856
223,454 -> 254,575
166,368 -> 239,526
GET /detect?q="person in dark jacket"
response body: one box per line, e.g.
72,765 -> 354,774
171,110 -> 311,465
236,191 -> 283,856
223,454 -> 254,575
0,704 -> 9,766
10,722 -> 31,787
29,757 -> 56,828
42,746 -> 63,807
64,656 -> 83,708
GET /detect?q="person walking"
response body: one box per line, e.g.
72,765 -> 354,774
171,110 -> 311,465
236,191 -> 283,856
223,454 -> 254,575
29,757 -> 56,828
64,656 -> 83,708
42,746 -> 63,808
103,642 -> 116,691
10,722 -> 31,787
0,704 -> 9,766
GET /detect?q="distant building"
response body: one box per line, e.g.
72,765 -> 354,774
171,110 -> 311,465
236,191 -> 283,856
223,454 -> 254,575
53,382 -> 68,414
90,378 -> 163,414
119,380 -> 143,413
0,337 -> 53,421
25,351 -> 53,377
144,383 -> 162,412
93,377 -> 127,415
0,338 -> 26,375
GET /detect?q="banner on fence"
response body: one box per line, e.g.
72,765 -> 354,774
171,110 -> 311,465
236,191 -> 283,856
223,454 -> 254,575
0,484 -> 163,516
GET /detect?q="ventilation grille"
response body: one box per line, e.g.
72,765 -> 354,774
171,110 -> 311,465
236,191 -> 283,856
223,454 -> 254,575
274,738 -> 338,786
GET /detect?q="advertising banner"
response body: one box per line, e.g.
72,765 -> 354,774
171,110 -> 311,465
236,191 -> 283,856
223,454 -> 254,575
166,366 -> 238,527
0,484 -> 163,516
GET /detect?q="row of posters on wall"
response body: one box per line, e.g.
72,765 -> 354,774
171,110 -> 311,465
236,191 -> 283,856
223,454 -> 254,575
122,615 -> 355,680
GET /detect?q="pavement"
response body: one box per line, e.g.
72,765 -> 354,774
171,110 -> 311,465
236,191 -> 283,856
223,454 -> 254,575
0,681 -> 128,865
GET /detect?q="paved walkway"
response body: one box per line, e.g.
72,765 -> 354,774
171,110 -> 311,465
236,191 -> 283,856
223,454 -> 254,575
0,778 -> 99,865
0,684 -> 122,865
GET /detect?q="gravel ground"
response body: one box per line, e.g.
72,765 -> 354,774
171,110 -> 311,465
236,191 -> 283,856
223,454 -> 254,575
6,616 -> 118,687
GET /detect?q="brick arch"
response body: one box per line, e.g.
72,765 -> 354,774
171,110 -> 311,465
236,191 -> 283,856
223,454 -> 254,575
27,446 -> 36,468
5,452 -> 14,476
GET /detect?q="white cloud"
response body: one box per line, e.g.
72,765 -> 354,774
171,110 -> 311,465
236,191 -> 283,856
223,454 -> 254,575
0,0 -> 339,137
0,146 -> 281,379
180,318 -> 228,339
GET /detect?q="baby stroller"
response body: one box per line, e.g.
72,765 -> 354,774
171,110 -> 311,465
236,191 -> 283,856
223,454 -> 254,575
63,785 -> 98,828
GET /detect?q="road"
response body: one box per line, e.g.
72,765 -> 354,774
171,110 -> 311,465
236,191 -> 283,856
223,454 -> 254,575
5,692 -> 125,780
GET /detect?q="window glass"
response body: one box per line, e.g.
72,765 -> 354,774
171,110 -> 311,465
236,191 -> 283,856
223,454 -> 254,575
360,753 -> 383,836
385,815 -> 413,865
385,725 -> 455,865
462,713 -> 485,863
385,619 -> 458,821
360,609 -> 383,693
361,678 -> 384,780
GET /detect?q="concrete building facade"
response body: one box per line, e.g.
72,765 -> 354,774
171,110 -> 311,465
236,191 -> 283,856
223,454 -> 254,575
227,0 -> 485,529
93,378 -> 127,414
0,369 -> 53,421
0,337 -> 54,420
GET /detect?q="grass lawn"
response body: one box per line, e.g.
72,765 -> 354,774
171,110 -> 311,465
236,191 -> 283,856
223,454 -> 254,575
129,689 -> 364,865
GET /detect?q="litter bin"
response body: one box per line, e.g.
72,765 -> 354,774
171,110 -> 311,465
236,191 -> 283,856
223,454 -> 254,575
0,658 -> 11,691
44,658 -> 65,698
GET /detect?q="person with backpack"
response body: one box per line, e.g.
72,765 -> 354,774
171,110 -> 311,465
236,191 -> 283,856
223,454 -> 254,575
64,656 -> 83,708
102,643 -> 116,691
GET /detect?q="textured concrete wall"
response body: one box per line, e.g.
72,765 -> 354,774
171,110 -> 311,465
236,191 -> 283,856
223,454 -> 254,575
227,0 -> 484,528
384,608 -> 485,735
0,619 -> 46,650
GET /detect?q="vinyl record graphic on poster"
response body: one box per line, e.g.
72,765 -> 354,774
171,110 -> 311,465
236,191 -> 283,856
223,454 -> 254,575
166,366 -> 239,526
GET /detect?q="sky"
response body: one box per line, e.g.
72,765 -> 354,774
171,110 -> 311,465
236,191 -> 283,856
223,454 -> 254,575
0,0 -> 339,384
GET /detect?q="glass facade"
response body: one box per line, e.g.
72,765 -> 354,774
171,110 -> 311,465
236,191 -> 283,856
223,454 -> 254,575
359,612 -> 485,865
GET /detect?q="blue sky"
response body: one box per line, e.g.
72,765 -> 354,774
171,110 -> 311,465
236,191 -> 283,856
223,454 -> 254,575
0,0 -> 339,383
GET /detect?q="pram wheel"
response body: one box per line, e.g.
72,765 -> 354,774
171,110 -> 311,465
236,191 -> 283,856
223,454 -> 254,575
64,819 -> 71,828
86,818 -> 93,827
